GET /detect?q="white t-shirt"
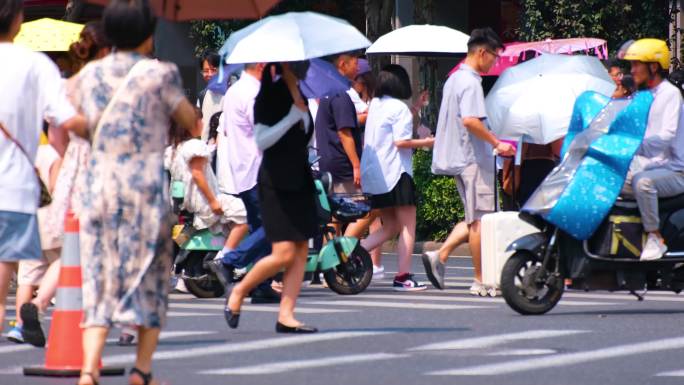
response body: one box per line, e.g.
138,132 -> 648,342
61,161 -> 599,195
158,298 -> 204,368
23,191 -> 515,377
346,87 -> 369,114
0,43 -> 76,214
360,96 -> 414,195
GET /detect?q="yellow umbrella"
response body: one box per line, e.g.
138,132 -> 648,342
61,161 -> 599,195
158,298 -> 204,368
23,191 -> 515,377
14,18 -> 84,52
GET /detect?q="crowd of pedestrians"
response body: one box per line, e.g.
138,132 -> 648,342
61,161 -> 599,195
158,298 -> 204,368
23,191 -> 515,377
2,0 -> 684,383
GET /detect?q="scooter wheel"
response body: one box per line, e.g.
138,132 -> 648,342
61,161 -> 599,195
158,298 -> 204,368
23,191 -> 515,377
500,251 -> 564,315
183,274 -> 225,298
323,243 -> 373,295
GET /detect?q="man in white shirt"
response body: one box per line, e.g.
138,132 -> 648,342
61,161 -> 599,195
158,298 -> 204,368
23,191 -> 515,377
207,63 -> 280,303
0,0 -> 85,333
619,38 -> 684,260
197,51 -> 224,141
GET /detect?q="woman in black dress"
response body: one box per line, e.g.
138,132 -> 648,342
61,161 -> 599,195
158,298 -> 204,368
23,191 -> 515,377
224,60 -> 319,333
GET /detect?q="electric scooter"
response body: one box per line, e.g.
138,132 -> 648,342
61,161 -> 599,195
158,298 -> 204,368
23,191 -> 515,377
171,170 -> 374,298
500,197 -> 684,315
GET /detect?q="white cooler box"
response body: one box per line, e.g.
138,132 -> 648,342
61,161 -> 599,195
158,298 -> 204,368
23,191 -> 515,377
481,211 -> 540,293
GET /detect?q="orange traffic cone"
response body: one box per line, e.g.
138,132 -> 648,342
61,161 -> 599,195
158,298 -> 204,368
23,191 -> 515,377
24,212 -> 125,377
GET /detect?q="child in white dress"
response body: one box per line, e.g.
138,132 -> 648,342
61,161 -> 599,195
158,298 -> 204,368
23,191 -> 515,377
165,108 -> 248,251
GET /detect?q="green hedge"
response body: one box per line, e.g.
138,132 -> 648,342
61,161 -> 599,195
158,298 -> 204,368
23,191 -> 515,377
413,149 -> 464,242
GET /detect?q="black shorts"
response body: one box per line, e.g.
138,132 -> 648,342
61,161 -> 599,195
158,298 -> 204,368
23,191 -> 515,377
370,173 -> 416,209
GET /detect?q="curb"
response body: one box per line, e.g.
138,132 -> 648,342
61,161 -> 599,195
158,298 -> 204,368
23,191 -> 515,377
380,241 -> 471,256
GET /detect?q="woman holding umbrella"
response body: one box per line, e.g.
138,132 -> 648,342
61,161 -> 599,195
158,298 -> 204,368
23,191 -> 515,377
220,11 -> 371,333
224,60 -> 319,333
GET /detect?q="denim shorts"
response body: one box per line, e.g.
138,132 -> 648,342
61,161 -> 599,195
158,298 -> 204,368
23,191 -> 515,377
0,210 -> 41,262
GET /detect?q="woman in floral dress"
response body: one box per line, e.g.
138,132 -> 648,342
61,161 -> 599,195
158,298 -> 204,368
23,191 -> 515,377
69,1 -> 196,384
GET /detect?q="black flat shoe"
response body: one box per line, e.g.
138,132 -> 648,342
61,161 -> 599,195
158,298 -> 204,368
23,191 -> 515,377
275,322 -> 318,334
224,309 -> 240,329
224,290 -> 241,329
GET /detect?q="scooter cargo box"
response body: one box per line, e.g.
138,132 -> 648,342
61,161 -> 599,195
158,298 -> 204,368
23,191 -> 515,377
481,211 -> 540,291
588,202 -> 646,259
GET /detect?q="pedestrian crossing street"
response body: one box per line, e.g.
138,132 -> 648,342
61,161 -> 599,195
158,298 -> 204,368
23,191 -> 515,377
3,263 -> 684,383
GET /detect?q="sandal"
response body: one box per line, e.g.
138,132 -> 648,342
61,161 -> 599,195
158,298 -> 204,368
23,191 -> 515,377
130,367 -> 153,385
78,372 -> 99,385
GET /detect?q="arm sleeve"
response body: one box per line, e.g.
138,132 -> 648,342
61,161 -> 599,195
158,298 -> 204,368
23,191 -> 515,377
331,93 -> 358,131
391,101 -> 414,141
458,80 -> 487,119
643,95 -> 682,169
181,139 -> 211,163
254,105 -> 302,150
36,54 -> 76,127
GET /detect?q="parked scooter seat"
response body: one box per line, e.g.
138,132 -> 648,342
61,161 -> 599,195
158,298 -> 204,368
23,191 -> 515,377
617,193 -> 684,212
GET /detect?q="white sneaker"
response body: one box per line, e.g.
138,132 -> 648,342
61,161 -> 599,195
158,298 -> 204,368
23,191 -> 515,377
421,250 -> 445,290
372,265 -> 385,281
175,277 -> 189,293
640,233 -> 667,261
469,281 -> 488,296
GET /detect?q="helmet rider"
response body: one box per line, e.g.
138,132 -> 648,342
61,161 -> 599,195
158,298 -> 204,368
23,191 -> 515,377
618,38 -> 670,89
618,38 -> 684,261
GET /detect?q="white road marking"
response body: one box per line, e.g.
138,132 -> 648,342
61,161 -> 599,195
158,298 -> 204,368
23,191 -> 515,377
102,331 -> 394,365
486,349 -> 557,356
432,289 -> 620,305
428,336 -> 684,376
304,300 -> 490,310
656,369 -> 684,376
106,330 -> 216,343
356,293 -> 504,304
201,353 -> 408,375
170,302 -> 352,314
0,345 -> 34,354
167,311 -> 221,317
411,330 -> 588,351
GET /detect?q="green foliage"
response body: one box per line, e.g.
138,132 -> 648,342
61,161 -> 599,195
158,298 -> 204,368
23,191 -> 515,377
189,20 -> 248,56
413,149 -> 464,242
517,0 -> 671,56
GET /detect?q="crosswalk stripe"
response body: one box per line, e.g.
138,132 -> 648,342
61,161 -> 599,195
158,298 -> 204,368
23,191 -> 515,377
167,311 -> 221,317
427,336 -> 684,376
304,300 -> 491,310
486,349 -> 557,356
105,330 -> 216,343
562,291 -> 684,302
102,331 -> 395,366
170,302 -> 353,314
656,369 -> 684,376
200,353 -> 408,375
0,345 -> 34,354
424,289 -> 620,305
410,330 -> 588,351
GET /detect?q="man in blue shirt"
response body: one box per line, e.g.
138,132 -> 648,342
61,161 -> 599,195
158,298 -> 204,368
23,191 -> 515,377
315,53 -> 362,194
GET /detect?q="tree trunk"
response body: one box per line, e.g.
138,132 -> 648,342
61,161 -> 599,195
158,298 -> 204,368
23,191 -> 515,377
365,0 -> 394,72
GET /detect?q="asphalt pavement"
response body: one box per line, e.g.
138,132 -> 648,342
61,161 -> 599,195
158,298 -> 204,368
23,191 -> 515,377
2,253 -> 684,385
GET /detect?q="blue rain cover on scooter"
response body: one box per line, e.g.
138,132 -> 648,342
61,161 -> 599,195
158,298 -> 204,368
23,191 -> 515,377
522,90 -> 654,240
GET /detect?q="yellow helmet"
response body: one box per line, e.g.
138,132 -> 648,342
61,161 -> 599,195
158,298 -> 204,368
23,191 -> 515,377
618,38 -> 670,70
